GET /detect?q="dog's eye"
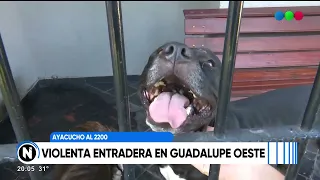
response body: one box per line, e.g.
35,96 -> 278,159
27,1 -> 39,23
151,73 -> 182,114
205,59 -> 215,67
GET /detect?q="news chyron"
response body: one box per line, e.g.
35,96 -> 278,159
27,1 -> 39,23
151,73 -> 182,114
16,132 -> 299,165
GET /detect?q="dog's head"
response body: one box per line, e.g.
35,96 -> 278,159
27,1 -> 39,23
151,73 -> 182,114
139,42 -> 221,134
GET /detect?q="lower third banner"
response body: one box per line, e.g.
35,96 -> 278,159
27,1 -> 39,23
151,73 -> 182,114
16,141 -> 298,165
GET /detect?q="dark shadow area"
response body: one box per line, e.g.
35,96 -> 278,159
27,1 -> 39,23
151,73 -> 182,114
0,82 -> 119,144
0,76 -> 165,180
0,76 -> 317,180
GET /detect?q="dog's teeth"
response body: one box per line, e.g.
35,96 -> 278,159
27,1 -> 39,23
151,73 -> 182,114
193,100 -> 201,111
154,88 -> 160,96
154,81 -> 165,87
188,90 -> 197,98
144,91 -> 149,100
200,105 -> 207,112
186,105 -> 194,115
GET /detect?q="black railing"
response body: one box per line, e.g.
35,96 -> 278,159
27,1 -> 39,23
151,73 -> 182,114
0,1 -> 319,180
0,35 -> 43,179
105,1 -> 135,179
208,2 -> 243,178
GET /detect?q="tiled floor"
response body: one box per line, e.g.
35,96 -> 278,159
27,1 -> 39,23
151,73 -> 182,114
0,76 -> 319,180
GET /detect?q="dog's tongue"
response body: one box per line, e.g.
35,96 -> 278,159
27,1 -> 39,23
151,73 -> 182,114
149,92 -> 189,128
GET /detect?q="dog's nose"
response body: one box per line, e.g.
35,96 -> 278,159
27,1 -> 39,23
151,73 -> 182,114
163,43 -> 192,61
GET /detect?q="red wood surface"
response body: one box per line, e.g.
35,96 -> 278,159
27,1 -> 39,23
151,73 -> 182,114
185,36 -> 320,53
231,89 -> 273,97
232,78 -> 314,91
184,6 -> 320,98
185,16 -> 320,35
215,52 -> 320,69
184,6 -> 320,19
230,78 -> 313,100
233,67 -> 317,82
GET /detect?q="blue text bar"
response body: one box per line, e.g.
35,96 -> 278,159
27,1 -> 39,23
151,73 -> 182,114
50,132 -> 173,142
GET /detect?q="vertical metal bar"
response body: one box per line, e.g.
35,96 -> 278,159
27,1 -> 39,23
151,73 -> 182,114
105,1 -> 135,179
208,2 -> 243,180
285,64 -> 320,180
214,1 -> 243,135
105,1 -> 131,132
300,65 -> 320,131
0,34 -> 42,180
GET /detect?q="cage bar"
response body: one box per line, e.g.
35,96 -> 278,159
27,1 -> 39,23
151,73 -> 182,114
105,1 -> 135,179
0,34 -> 42,180
105,1 -> 131,132
213,1 -> 243,136
284,64 -> 320,180
208,1 -> 244,180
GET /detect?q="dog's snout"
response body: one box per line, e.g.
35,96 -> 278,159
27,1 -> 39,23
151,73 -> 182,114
163,43 -> 192,62
180,47 -> 192,59
164,45 -> 175,56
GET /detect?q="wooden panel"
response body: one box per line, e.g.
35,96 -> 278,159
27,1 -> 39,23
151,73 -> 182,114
184,6 -> 320,19
228,67 -> 317,100
232,79 -> 314,91
233,67 -> 318,82
185,16 -> 320,35
231,89 -> 273,97
184,6 -> 320,100
230,80 -> 314,100
231,89 -> 274,101
185,36 -> 320,53
231,79 -> 313,99
216,52 -> 320,69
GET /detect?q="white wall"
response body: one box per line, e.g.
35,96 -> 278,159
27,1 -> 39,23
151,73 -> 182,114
0,2 -> 38,98
220,1 -> 320,8
0,1 -> 319,99
0,1 -> 219,98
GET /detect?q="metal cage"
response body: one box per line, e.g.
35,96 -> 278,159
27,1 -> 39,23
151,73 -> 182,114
0,1 -> 319,180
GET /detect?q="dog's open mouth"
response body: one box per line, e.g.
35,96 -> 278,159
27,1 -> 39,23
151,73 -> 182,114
142,75 -> 214,129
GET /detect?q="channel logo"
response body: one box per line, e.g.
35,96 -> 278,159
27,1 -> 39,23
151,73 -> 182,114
274,11 -> 304,21
16,141 -> 40,163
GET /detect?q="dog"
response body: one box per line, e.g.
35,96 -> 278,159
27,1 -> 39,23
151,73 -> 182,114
53,121 -> 123,180
138,42 -> 319,179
